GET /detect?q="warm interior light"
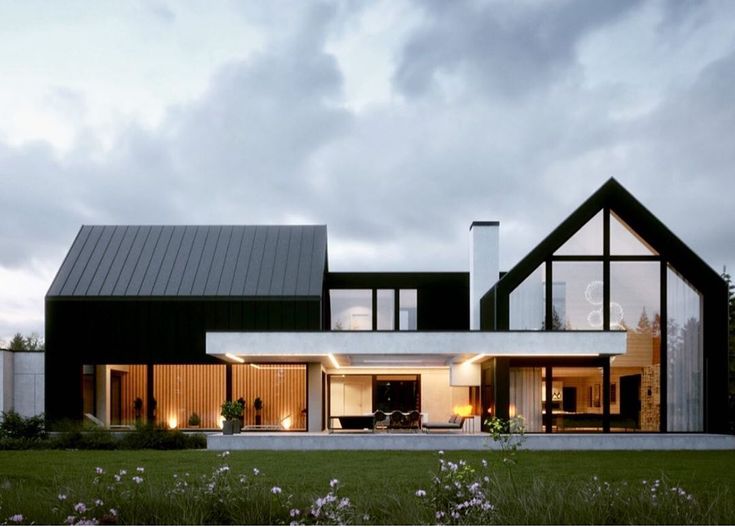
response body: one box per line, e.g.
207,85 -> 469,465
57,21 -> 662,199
250,363 -> 262,369
219,416 -> 225,429
328,354 -> 340,369
168,416 -> 178,429
225,353 -> 245,363
281,415 -> 292,430
462,354 -> 487,365
509,404 -> 516,418
453,404 -> 473,417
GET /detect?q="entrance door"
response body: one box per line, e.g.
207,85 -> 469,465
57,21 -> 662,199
110,373 -> 122,426
619,375 -> 641,430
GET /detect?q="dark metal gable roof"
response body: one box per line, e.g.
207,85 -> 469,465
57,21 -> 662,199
47,225 -> 328,298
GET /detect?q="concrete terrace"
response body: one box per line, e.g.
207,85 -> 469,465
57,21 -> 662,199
207,432 -> 735,451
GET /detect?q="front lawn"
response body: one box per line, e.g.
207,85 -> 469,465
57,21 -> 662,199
0,449 -> 733,524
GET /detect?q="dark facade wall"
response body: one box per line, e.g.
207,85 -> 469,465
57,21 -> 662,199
325,272 -> 469,331
45,297 -> 321,423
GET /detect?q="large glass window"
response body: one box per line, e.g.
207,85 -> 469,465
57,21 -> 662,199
377,289 -> 395,330
509,264 -> 545,330
667,267 -> 703,431
330,289 -> 372,330
399,289 -> 417,330
555,211 -> 603,255
610,212 -> 656,256
610,262 -> 661,431
547,367 -> 604,431
551,262 -> 603,330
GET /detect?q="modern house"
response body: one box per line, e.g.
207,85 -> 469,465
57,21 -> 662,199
44,179 -> 729,433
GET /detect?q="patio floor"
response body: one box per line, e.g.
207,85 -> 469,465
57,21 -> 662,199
207,431 -> 735,451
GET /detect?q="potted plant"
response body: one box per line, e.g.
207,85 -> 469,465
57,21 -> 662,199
188,412 -> 201,429
254,396 -> 263,426
221,400 -> 244,435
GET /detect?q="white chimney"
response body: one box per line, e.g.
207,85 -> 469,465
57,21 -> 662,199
469,221 -> 499,330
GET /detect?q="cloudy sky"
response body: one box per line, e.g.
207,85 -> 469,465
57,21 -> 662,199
1,0 -> 734,343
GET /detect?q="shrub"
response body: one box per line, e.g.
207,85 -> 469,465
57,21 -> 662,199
0,411 -> 46,440
118,423 -> 206,450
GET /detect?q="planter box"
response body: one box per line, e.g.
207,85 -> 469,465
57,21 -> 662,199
222,419 -> 241,435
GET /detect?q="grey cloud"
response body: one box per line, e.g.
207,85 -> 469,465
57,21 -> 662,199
393,0 -> 641,99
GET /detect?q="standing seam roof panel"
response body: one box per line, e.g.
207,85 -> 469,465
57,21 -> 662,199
138,226 -> 175,296
255,226 -> 280,296
47,225 -> 92,296
152,226 -> 186,295
112,226 -> 152,296
87,226 -> 126,296
191,226 -> 223,295
308,227 -> 328,296
164,226 -> 197,295
269,226 -> 291,296
242,226 -> 267,296
99,227 -> 140,296
281,225 -> 303,296
178,226 -> 210,295
230,227 -> 256,295
216,226 -> 246,295
204,225 -> 234,295
126,226 -> 164,295
295,226 -> 315,296
72,226 -> 115,295
62,226 -> 104,296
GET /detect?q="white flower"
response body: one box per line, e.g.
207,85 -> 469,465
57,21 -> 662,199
58,494 -> 67,501
65,515 -> 76,525
136,467 -> 145,473
481,459 -> 488,468
329,478 -> 339,488
253,468 -> 260,476
94,499 -> 104,507
220,450 -> 230,458
114,475 -> 121,482
95,467 -> 104,475
8,514 -> 23,523
132,476 -> 144,484
289,508 -> 300,517
271,486 -> 282,495
338,497 -> 350,509
435,511 -> 445,519
109,509 -> 118,517
438,450 -> 444,455
415,489 -> 426,497
363,514 -> 370,521
74,503 -> 87,513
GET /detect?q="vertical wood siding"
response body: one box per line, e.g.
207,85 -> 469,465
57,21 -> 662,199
154,365 -> 226,429
118,364 -> 147,425
232,364 -> 307,430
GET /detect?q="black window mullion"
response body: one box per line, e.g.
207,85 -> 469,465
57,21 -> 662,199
660,261 -> 668,432
372,289 -> 377,330
545,260 -> 553,331
603,207 -> 610,330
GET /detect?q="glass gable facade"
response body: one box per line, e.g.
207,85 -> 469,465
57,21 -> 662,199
503,207 -> 707,432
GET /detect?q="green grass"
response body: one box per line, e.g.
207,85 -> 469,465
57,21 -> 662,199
0,449 -> 733,524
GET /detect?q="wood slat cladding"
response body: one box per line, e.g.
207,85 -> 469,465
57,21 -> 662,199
113,364 -> 147,425
154,365 -> 226,429
232,364 -> 307,430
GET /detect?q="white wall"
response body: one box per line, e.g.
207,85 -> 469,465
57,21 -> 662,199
0,351 -> 44,417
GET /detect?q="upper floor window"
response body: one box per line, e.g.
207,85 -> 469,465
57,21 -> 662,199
330,289 -> 372,330
329,288 -> 417,330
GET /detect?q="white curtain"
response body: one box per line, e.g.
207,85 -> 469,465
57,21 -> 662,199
509,368 -> 542,432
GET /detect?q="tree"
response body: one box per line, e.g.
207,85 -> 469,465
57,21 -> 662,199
8,333 -> 26,351
636,307 -> 652,334
723,268 -> 735,433
6,332 -> 44,351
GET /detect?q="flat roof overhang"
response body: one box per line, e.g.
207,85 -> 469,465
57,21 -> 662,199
206,331 -> 627,368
